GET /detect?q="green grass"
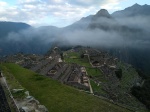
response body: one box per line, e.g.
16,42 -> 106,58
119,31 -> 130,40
90,80 -> 100,91
0,65 -> 23,89
90,80 -> 106,95
65,58 -> 91,67
65,52 -> 80,58
64,52 -> 91,67
12,90 -> 26,99
0,63 -> 131,112
0,65 -> 23,112
86,68 -> 107,83
86,68 -> 102,77
90,80 -> 102,91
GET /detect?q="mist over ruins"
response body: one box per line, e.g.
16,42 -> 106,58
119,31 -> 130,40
0,1 -> 150,112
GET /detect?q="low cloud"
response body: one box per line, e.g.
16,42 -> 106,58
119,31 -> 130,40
0,12 -> 150,55
0,0 -> 125,26
58,15 -> 150,49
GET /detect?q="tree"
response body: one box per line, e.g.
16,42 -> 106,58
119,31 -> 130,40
80,54 -> 84,58
60,53 -> 64,60
115,69 -> 122,80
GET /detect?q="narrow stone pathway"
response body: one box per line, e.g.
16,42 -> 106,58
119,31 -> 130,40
84,68 -> 93,94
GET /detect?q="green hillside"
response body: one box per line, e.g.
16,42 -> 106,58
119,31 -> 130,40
0,63 -> 130,112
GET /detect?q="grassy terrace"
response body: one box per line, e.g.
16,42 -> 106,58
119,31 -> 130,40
0,63 -> 130,112
117,62 -> 139,90
0,64 -> 26,112
86,68 -> 102,77
90,80 -> 106,95
64,51 -> 103,77
64,51 -> 91,67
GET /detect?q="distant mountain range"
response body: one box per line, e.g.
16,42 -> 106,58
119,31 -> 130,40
112,3 -> 150,17
0,22 -> 31,38
0,3 -> 150,74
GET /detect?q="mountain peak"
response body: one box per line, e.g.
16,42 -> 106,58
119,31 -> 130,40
96,9 -> 111,18
131,3 -> 142,9
133,3 -> 140,6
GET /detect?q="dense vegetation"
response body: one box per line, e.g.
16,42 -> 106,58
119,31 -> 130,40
131,70 -> 150,109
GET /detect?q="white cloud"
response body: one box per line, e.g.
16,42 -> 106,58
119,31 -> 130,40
0,0 -> 125,26
100,0 -> 124,12
0,1 -> 8,6
0,17 -> 8,21
101,3 -> 122,11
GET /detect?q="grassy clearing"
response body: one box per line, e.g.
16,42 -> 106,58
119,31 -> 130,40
0,64 -> 27,99
90,80 -> 106,95
66,52 -> 80,58
65,58 -> 91,67
0,65 -> 23,89
0,63 -> 130,112
86,68 -> 102,77
64,52 -> 91,67
0,65 -> 23,112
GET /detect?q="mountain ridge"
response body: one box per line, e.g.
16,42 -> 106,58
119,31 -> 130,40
0,21 -> 31,38
112,3 -> 150,17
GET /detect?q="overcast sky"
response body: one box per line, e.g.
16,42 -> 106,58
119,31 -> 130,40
0,0 -> 149,27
